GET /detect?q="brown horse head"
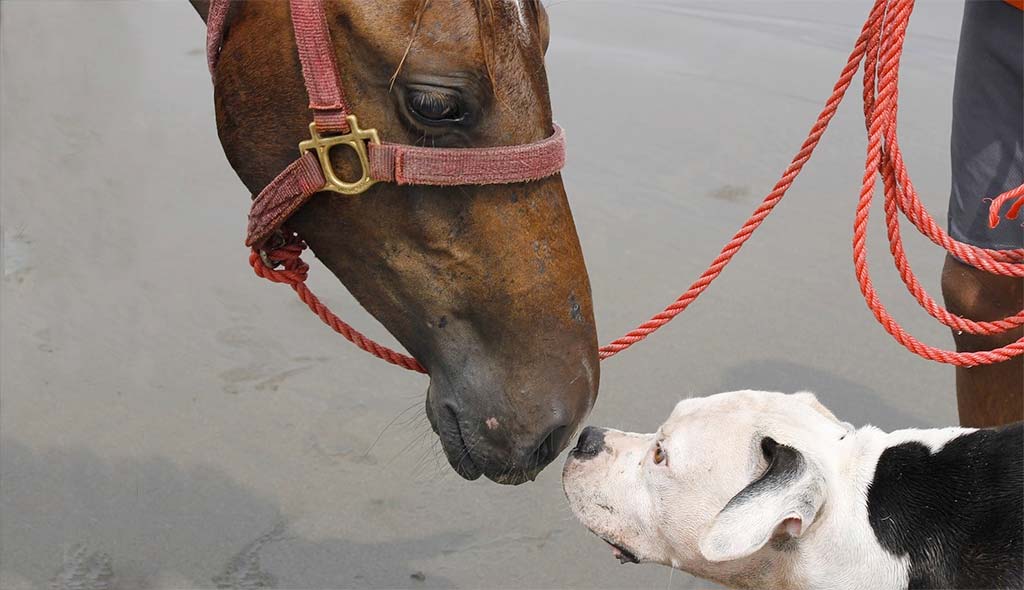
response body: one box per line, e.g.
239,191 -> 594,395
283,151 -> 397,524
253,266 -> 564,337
191,0 -> 598,483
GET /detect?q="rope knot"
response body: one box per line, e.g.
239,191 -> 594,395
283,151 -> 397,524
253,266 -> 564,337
250,234 -> 310,284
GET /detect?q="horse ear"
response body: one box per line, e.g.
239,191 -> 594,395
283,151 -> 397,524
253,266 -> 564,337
535,1 -> 550,54
698,437 -> 826,562
189,0 -> 211,23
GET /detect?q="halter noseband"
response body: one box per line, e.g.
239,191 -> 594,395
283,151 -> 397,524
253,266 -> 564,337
205,0 -> 567,249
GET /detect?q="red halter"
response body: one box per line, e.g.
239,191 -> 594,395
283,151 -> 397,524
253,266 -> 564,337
205,0 -> 566,248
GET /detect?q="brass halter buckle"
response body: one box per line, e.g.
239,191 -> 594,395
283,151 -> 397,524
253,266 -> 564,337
298,114 -> 381,195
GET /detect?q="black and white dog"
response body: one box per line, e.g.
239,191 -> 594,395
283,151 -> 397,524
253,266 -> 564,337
562,390 -> 1022,589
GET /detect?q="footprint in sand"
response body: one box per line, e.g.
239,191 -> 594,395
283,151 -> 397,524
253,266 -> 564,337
3,227 -> 33,285
212,522 -> 287,590
49,545 -> 114,590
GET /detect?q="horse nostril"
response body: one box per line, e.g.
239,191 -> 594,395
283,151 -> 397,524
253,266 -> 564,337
526,424 -> 569,471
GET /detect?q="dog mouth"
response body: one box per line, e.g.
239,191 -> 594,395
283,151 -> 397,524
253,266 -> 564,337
602,538 -> 639,564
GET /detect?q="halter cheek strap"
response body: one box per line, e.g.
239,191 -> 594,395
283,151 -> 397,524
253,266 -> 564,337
205,0 -> 567,249
246,125 -> 566,247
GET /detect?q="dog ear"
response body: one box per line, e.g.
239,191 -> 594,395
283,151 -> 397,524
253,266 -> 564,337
698,437 -> 826,562
793,391 -> 855,433
793,391 -> 838,422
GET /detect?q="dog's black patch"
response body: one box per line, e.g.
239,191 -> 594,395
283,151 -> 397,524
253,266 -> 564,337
728,437 -> 812,554
728,437 -> 804,505
867,424 -> 1023,589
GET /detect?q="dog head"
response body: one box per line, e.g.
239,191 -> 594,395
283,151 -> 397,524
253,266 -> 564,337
562,390 -> 853,587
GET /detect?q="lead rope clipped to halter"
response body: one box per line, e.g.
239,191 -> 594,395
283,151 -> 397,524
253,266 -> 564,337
216,0 -> 1022,373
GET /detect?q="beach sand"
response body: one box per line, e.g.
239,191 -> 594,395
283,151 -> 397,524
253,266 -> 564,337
1,1 -> 964,587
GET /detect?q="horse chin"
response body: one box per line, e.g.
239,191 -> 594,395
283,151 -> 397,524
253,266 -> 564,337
424,395 -> 537,485
425,396 -> 483,481
488,469 -> 535,486
421,353 -> 592,484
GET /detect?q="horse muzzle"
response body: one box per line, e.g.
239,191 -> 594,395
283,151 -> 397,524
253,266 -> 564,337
424,381 -> 585,484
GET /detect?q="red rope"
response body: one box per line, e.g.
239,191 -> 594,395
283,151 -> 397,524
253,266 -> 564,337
250,241 -> 426,373
849,0 -> 1024,365
598,0 -> 883,359
988,184 -> 1024,230
252,0 -> 1024,372
600,0 -> 1024,367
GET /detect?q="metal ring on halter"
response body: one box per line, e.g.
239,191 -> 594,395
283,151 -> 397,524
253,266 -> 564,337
258,249 -> 280,269
257,231 -> 290,269
298,115 -> 381,196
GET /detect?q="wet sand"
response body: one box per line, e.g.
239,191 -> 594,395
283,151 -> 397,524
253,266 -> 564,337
2,1 -> 965,588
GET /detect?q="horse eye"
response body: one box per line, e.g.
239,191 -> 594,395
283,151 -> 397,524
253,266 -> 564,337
653,443 -> 667,465
407,89 -> 464,123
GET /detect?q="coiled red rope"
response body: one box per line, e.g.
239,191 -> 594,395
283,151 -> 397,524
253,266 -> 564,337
253,0 -> 1024,372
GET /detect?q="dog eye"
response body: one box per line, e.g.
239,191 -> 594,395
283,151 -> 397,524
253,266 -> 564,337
653,443 -> 667,465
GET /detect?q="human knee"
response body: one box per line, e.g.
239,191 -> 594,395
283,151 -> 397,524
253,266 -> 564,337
942,256 -> 1023,322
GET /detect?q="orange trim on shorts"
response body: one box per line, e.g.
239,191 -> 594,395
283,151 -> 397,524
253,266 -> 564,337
1006,0 -> 1023,10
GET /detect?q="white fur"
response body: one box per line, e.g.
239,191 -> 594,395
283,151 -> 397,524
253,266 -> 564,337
562,390 -> 975,590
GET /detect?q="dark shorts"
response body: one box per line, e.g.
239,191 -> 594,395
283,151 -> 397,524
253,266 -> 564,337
948,0 -> 1024,250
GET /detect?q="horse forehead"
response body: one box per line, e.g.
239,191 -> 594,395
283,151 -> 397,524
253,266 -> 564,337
461,0 -> 535,45
336,1 -> 475,40
328,1 -> 538,62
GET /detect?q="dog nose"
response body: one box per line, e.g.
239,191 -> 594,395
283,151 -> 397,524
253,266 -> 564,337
572,426 -> 607,458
